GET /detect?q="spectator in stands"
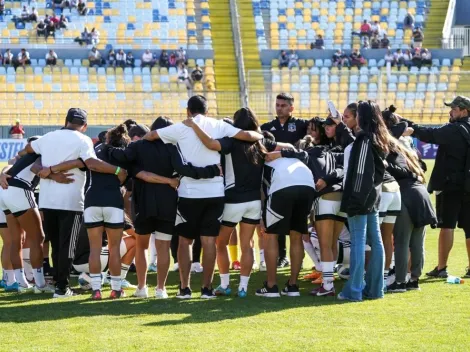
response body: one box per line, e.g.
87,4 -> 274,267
29,7 -> 38,22
362,37 -> 370,49
0,0 -> 4,16
177,63 -> 191,89
125,51 -> 135,68
53,0 -> 62,8
332,49 -> 349,69
3,49 -> 13,65
21,6 -> 30,22
191,64 -> 203,82
50,14 -> 60,28
380,34 -> 390,49
9,119 -> 25,139
413,27 -> 424,48
15,48 -> 31,68
159,50 -> 169,68
288,50 -> 299,69
412,48 -> 422,68
60,0 -> 72,9
176,47 -> 186,65
88,47 -> 104,67
278,50 -> 288,68
46,20 -> 56,39
108,49 -> 116,67
360,19 -> 372,38
77,0 -> 88,16
116,49 -> 126,68
311,34 -> 324,50
371,34 -> 380,49
46,49 -> 58,66
384,49 -> 396,67
75,27 -> 90,46
394,49 -> 405,69
44,14 -> 51,24
421,48 -> 432,66
36,19 -> 46,37
141,49 -> 155,68
90,27 -> 100,45
404,12 -> 415,30
169,52 -> 177,67
403,49 -> 413,69
350,48 -> 365,68
371,21 -> 381,36
58,14 -> 68,29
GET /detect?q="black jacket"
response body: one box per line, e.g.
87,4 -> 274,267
411,117 -> 470,192
341,132 -> 385,216
386,152 -> 437,228
260,116 -> 308,144
281,145 -> 343,197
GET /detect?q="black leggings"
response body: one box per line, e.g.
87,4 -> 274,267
171,236 -> 201,263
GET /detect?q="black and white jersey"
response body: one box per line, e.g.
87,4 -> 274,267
260,116 -> 308,144
84,144 -> 126,210
6,153 -> 40,191
219,138 -> 277,203
263,158 -> 315,196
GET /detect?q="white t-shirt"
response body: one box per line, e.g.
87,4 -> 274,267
157,114 -> 241,198
46,52 -> 57,60
142,52 -> 153,62
18,52 -> 30,60
31,129 -> 96,211
264,158 -> 315,195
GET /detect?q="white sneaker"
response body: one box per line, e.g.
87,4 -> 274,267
386,273 -> 396,287
133,285 -> 149,298
252,261 -> 259,270
18,284 -> 34,293
155,288 -> 169,299
259,261 -> 267,272
34,284 -> 55,294
191,262 -> 203,273
405,273 -> 411,282
172,263 -> 179,272
121,279 -> 137,289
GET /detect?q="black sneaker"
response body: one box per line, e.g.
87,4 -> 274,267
200,287 -> 216,299
129,263 -> 136,273
277,257 -> 290,268
426,266 -> 448,278
464,267 -> 470,278
281,281 -> 300,297
255,281 -> 280,298
53,286 -> 77,299
406,279 -> 421,291
176,286 -> 192,299
387,281 -> 406,293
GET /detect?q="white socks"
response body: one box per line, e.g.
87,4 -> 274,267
14,268 -> 29,287
110,275 -> 121,291
5,270 -> 16,286
32,267 -> 46,288
121,263 -> 130,280
303,240 -> 317,264
149,233 -> 157,265
259,249 -> 265,263
90,273 -> 102,291
22,248 -> 34,282
239,275 -> 250,292
220,273 -> 230,289
322,261 -> 335,290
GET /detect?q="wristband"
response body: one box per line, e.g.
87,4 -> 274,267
114,166 -> 121,175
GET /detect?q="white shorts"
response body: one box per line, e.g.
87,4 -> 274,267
312,196 -> 346,222
221,200 -> 261,227
379,191 -> 401,224
151,231 -> 173,241
0,186 -> 36,217
72,240 -> 128,273
84,207 -> 124,228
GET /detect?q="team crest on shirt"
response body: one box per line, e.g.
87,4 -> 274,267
288,123 -> 296,132
270,127 -> 276,131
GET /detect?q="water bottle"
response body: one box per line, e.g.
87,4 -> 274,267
446,275 -> 465,284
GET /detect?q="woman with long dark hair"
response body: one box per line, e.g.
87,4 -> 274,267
338,101 -> 388,301
183,107 -> 292,297
306,117 -> 330,146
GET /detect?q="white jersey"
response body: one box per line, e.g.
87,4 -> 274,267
264,157 -> 315,195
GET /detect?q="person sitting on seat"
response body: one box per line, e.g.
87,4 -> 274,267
77,0 -> 88,16
191,65 -> 203,82
89,47 -> 104,67
279,50 -> 288,68
116,49 -> 126,68
36,20 -> 46,37
46,49 -> 58,66
125,52 -> 135,68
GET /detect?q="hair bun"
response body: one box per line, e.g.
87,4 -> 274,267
389,105 -> 397,113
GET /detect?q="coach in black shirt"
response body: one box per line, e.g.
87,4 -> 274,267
260,93 -> 308,268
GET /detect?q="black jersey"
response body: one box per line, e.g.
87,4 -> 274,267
84,144 -> 126,209
260,116 -> 308,144
6,153 -> 40,191
218,138 -> 277,203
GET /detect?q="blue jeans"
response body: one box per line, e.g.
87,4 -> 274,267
340,212 -> 385,301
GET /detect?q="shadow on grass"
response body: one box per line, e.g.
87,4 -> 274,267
0,270 -> 354,325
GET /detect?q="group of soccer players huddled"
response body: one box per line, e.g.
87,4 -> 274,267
0,92 -> 465,301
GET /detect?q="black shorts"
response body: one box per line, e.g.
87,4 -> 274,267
176,197 -> 224,240
134,216 -> 174,236
436,190 -> 470,232
263,185 -> 315,236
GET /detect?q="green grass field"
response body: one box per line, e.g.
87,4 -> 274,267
1,160 -> 470,351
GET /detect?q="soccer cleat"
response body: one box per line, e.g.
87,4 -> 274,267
133,286 -> 149,298
33,284 -> 55,294
277,257 -> 290,268
110,289 -> 125,299
172,263 -> 179,272
312,285 -> 335,297
91,289 -> 102,300
200,287 -> 217,299
53,287 -> 77,298
387,281 -> 406,293
303,270 -> 322,280
281,282 -> 300,297
0,279 -> 6,289
155,288 -> 169,299
252,261 -> 259,271
426,266 -> 448,278
464,267 -> 470,278
214,285 -> 232,296
231,261 -> 241,271
405,279 -> 421,291
120,279 -> 136,289
6,282 -> 34,293
147,263 -> 157,273
259,261 -> 267,272
176,286 -> 192,299
238,288 -> 248,298
191,262 -> 203,273
255,281 -> 280,298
